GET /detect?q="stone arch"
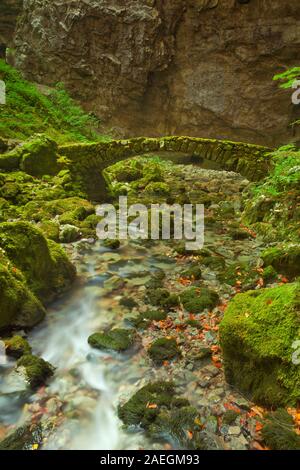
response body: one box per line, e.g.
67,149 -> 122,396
59,136 -> 272,201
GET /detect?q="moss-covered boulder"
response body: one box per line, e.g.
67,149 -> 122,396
181,264 -> 202,281
102,239 -> 120,250
118,382 -> 176,426
0,423 -> 43,450
118,382 -> 205,449
180,287 -> 219,313
4,336 -> 32,358
16,354 -> 54,388
261,243 -> 300,277
0,221 -> 76,303
2,134 -> 59,177
126,309 -> 167,330
59,224 -> 81,243
0,252 -> 45,331
261,409 -> 300,450
146,288 -> 179,310
88,328 -> 135,352
144,182 -> 170,196
148,337 -> 181,363
21,197 -> 94,224
220,283 -> 300,407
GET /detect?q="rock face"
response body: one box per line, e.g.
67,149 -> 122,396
0,0 -> 23,51
5,0 -> 300,145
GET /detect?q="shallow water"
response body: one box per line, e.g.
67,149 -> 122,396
0,166 -> 263,450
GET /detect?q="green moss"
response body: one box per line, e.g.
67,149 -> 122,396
16,354 -> 54,388
222,410 -> 239,425
4,336 -> 32,358
118,382 -> 205,449
144,182 -> 170,196
88,328 -> 135,352
143,309 -> 167,321
148,337 -> 181,363
146,288 -> 179,310
118,382 -> 175,426
0,252 -> 45,331
0,60 -> 109,143
119,297 -> 138,309
0,221 -> 76,303
262,265 -> 278,282
147,406 -> 204,449
220,283 -> 300,406
180,287 -> 219,313
37,220 -> 60,242
59,224 -> 81,243
261,409 -> 300,450
102,239 -> 120,250
145,271 -> 166,289
0,423 -> 43,450
261,243 -> 300,277
182,264 -> 202,280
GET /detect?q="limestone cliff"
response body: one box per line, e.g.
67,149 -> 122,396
2,0 -> 300,145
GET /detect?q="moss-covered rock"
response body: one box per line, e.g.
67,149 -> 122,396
261,408 -> 300,450
145,270 -> 166,289
88,328 -> 135,352
16,354 -> 54,388
126,309 -> 167,330
148,337 -> 180,363
0,221 -> 76,303
1,134 -> 59,177
261,409 -> 300,450
261,243 -> 300,277
181,264 -> 202,281
59,224 -> 81,243
118,382 -> 175,426
4,336 -> 32,358
180,287 -> 219,313
119,296 -> 138,309
0,423 -> 43,450
222,410 -> 239,425
220,283 -> 300,407
21,197 -> 94,225
118,382 -> 205,449
102,239 -> 120,250
144,182 -> 170,196
146,288 -> 179,310
0,252 -> 45,331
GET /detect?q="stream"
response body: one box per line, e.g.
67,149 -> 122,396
0,164 -> 265,450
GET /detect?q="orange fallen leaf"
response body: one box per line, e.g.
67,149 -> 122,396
255,422 -> 263,432
186,430 -> 193,440
146,403 -> 158,409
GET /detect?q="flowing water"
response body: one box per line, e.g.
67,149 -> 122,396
0,165 -> 264,450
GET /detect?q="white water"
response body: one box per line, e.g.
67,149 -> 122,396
0,245 -> 152,450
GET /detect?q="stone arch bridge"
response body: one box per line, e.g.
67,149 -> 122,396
59,136 -> 271,200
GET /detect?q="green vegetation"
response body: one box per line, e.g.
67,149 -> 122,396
16,354 -> 54,388
220,282 -> 300,407
148,337 -> 181,363
242,146 -> 300,242
4,335 -> 32,358
0,60 -> 110,143
273,67 -> 300,89
88,328 -> 135,352
180,287 -> 219,313
118,382 -> 205,449
261,409 -> 300,450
